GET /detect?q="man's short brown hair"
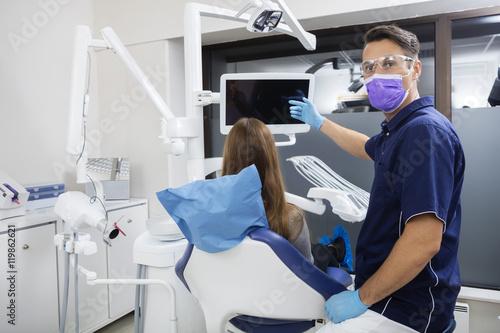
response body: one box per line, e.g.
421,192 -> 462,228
364,25 -> 420,60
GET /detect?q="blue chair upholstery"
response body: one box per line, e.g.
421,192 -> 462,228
175,227 -> 351,333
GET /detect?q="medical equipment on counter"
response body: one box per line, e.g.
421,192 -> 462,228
0,170 -> 29,220
287,155 -> 369,222
176,227 -> 352,333
85,158 -> 130,201
25,183 -> 65,211
219,72 -> 314,146
54,191 -> 119,247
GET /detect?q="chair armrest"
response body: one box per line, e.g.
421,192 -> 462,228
249,228 -> 347,299
175,243 -> 194,292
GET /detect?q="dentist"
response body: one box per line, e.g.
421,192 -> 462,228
289,25 -> 464,333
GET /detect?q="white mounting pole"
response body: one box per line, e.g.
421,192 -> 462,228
183,3 -> 254,182
67,26 -> 91,158
66,26 -> 92,184
184,3 -> 205,182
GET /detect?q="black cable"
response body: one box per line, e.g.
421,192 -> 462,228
86,173 -> 108,220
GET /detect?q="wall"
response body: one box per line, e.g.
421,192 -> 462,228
456,298 -> 500,333
0,0 -> 95,188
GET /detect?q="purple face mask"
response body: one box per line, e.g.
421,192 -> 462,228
365,73 -> 411,113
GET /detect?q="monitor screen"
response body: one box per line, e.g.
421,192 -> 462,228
220,73 -> 314,135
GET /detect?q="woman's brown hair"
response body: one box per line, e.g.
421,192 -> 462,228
222,117 -> 304,241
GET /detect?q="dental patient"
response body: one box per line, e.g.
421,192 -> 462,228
222,118 -> 350,272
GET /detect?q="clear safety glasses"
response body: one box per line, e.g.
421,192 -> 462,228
360,54 -> 414,76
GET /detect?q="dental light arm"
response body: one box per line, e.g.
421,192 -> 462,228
232,0 -> 315,50
99,27 -> 191,157
100,28 -> 175,122
201,1 -> 316,50
66,26 -> 184,185
184,1 -> 316,182
274,0 -> 316,50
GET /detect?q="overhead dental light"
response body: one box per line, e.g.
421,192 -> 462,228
236,0 -> 283,33
183,0 -> 316,183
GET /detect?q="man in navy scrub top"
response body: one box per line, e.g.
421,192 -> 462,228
289,24 -> 465,333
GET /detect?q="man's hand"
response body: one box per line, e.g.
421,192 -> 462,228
324,290 -> 370,324
289,97 -> 325,130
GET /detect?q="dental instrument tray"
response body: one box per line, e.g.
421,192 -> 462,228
287,155 -> 370,222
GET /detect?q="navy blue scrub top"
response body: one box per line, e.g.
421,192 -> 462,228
355,96 -> 465,333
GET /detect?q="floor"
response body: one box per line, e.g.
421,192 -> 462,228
95,312 -> 135,333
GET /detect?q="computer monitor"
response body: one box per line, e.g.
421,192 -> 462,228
220,73 -> 314,135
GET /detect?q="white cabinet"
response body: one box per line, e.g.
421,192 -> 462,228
106,202 -> 148,318
58,198 -> 148,332
0,212 -> 59,333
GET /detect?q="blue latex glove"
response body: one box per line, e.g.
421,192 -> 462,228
289,97 -> 325,130
333,225 -> 353,272
324,290 -> 370,324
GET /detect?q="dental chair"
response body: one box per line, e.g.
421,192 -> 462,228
175,227 -> 352,333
